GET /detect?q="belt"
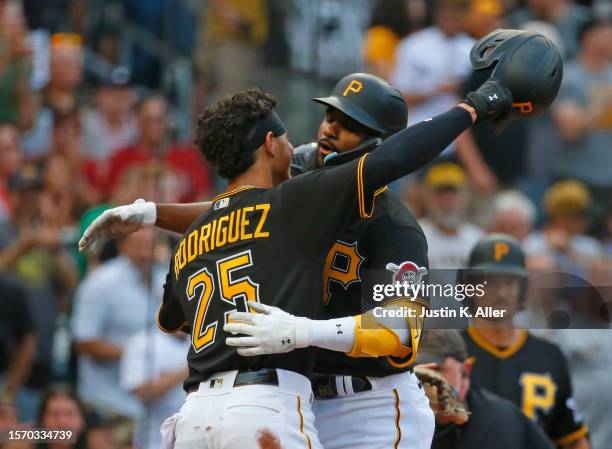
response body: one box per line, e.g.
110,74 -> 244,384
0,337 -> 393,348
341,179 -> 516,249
188,369 -> 279,393
311,375 -> 372,400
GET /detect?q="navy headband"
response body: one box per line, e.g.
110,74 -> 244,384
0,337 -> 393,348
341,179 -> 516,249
242,110 -> 286,153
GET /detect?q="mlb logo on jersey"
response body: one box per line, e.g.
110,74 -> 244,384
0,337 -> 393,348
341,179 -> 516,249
214,197 -> 230,210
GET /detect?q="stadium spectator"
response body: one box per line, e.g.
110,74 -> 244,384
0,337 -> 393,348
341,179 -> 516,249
362,0 -> 411,80
37,387 -> 87,449
120,330 -> 188,449
0,164 -> 77,422
285,0 -> 370,80
71,228 -> 166,420
523,180 -> 603,277
45,33 -> 83,115
490,190 -> 536,242
82,67 -> 136,163
392,0 -> 474,128
105,95 -> 212,202
195,0 -> 268,102
417,329 -> 556,449
0,0 -> 33,130
0,274 -> 36,412
465,0 -> 504,39
419,162 -> 484,269
510,0 -> 591,60
552,19 -> 612,221
0,122 -> 23,222
552,261 -> 612,449
22,33 -> 84,159
47,111 -> 99,215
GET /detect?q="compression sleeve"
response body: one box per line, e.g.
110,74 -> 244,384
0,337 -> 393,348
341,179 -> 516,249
362,107 -> 473,193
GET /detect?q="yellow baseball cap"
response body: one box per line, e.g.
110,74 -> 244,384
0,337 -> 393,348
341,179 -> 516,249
544,180 -> 591,218
424,162 -> 467,189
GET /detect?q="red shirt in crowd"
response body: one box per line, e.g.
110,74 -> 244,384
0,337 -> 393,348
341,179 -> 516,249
85,144 -> 213,202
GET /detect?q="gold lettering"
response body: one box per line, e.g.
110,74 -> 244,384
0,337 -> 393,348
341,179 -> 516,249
174,251 -> 180,280
228,209 -> 241,243
216,216 -> 229,248
254,204 -> 270,238
187,229 -> 199,263
178,240 -> 187,271
241,206 -> 254,240
210,219 -> 217,251
199,223 -> 211,254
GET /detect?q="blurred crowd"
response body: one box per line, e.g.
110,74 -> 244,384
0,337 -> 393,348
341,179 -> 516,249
0,0 -> 610,449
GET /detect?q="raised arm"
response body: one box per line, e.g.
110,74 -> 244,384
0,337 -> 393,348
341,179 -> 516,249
79,199 -> 212,252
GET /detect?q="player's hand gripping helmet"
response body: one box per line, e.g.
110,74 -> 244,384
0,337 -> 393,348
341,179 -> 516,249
471,29 -> 563,119
313,73 -> 408,138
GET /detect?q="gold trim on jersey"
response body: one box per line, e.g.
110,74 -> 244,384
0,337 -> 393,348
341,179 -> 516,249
393,388 -> 402,449
211,185 -> 258,202
554,425 -> 589,446
297,396 -> 312,449
357,154 -> 388,219
467,327 -> 528,359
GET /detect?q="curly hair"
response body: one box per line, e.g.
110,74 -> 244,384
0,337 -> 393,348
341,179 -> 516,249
195,89 -> 277,179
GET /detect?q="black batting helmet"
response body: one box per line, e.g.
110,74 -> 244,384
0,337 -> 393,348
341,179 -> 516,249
470,29 -> 563,118
313,73 -> 408,138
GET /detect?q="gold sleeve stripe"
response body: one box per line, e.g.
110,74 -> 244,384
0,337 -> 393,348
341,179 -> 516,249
357,154 -> 387,219
554,426 -> 589,446
297,396 -> 312,449
156,304 -> 187,334
393,388 -> 402,449
357,154 -> 368,218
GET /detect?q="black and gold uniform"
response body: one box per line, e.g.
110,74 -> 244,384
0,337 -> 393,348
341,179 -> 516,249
316,172 -> 429,377
159,106 -> 474,391
463,328 -> 589,446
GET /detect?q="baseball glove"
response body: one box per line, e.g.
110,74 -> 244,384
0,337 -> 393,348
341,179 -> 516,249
414,366 -> 470,425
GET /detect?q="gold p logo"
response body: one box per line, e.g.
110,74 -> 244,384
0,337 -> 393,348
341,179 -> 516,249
342,80 -> 363,97
512,102 -> 533,114
494,242 -> 510,261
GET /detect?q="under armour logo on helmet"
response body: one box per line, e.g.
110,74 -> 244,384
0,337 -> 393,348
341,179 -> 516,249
488,94 -> 499,101
281,338 -> 291,345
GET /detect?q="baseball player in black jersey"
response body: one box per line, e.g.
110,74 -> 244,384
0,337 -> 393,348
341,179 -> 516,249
460,234 -> 590,449
78,30 -> 563,449
158,86 -> 488,449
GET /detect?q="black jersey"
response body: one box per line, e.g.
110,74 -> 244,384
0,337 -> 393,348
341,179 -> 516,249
291,144 -> 430,377
432,385 -> 555,449
159,157 -> 378,391
160,106 -> 474,390
463,328 -> 588,446
315,189 -> 429,377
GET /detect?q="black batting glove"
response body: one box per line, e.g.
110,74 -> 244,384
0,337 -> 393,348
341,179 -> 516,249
464,80 -> 513,125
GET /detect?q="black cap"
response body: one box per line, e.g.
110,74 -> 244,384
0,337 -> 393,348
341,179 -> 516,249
313,73 -> 408,138
416,330 -> 468,365
467,233 -> 527,278
7,164 -> 43,192
470,29 -> 563,118
99,66 -> 131,88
